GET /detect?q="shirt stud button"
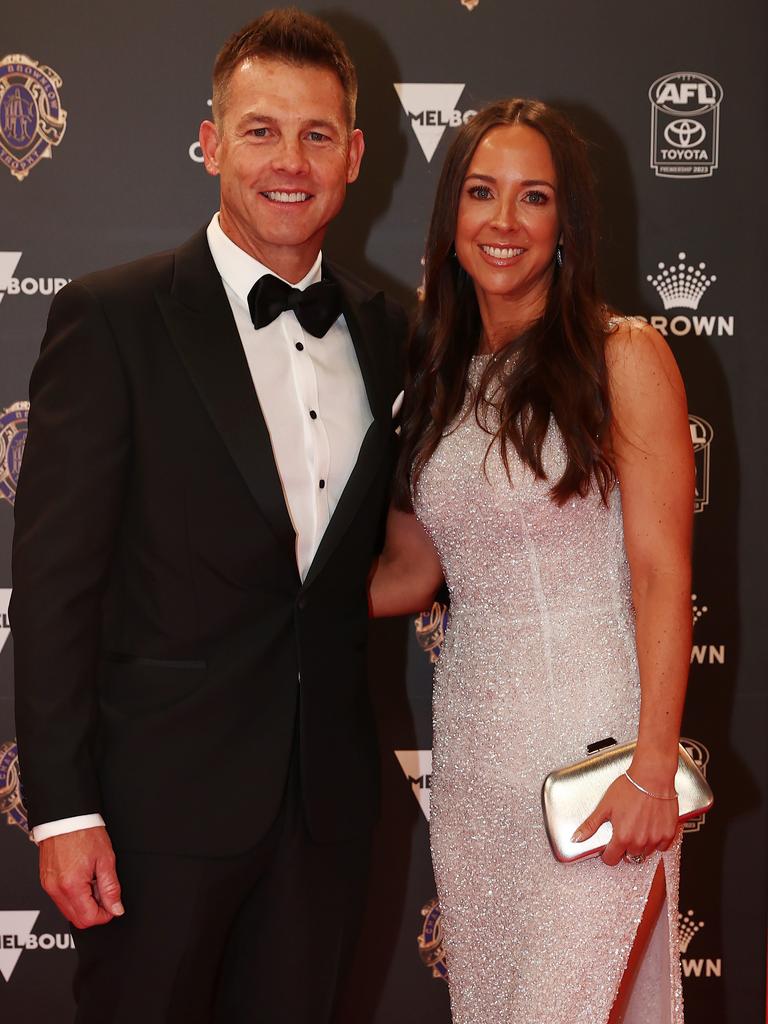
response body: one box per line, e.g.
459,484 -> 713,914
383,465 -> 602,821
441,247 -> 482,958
309,410 -> 317,420
319,479 -> 325,489
295,342 -> 304,351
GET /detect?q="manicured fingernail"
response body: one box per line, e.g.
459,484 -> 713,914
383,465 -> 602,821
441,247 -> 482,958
571,829 -> 582,842
112,902 -> 125,916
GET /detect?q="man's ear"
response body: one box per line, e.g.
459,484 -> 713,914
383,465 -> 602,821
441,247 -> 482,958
346,128 -> 365,184
199,121 -> 221,177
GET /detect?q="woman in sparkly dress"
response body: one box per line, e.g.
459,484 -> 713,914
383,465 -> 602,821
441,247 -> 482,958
370,100 -> 694,1022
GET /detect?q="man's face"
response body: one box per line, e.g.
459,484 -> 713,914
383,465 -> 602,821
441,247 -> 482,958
200,57 -> 364,280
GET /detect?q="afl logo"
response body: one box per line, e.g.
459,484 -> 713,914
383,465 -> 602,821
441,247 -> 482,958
649,72 -> 723,180
0,401 -> 29,507
689,415 -> 713,514
0,55 -> 67,182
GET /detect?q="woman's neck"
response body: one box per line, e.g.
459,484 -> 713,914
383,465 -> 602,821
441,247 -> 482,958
475,285 -> 547,354
478,313 -> 537,354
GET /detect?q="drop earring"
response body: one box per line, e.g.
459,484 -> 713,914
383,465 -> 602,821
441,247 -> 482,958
555,244 -> 564,268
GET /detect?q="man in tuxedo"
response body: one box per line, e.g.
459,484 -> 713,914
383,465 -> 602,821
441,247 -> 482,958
11,10 -> 405,1022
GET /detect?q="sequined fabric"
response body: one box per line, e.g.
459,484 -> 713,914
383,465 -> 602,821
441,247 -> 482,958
413,357 -> 684,1024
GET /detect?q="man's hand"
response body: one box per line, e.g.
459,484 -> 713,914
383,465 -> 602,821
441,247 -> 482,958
39,826 -> 124,929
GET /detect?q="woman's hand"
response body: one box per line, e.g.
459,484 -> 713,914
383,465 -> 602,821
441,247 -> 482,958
368,505 -> 444,617
572,771 -> 679,866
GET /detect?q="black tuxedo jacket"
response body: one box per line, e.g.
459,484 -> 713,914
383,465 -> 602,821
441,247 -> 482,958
11,228 -> 406,857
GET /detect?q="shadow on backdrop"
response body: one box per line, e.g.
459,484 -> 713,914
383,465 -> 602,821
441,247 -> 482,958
549,99 -> 643,315
319,9 -> 412,309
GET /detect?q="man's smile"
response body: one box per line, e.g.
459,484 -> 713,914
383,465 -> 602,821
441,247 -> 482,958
261,190 -> 313,203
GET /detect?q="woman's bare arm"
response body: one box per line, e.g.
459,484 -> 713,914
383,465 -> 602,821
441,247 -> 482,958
609,319 -> 694,791
575,318 -> 694,864
369,506 -> 444,617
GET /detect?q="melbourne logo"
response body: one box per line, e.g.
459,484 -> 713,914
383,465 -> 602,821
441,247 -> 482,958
0,253 -> 69,301
643,252 -> 733,339
679,908 -> 722,978
0,55 -> 67,182
0,402 -> 29,507
0,910 -> 74,982
395,750 -> 432,820
0,739 -> 28,835
689,414 -> 713,515
0,253 -> 21,304
394,84 -> 476,162
649,72 -> 723,179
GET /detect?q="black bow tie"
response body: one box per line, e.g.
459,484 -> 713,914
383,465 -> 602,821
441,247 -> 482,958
247,274 -> 342,338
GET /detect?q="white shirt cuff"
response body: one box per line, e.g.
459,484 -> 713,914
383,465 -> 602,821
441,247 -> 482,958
32,814 -> 106,844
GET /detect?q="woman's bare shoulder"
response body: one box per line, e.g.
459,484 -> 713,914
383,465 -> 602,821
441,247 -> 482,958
605,315 -> 684,399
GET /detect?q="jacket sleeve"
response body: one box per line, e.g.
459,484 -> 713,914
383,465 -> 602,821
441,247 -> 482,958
11,279 -> 131,828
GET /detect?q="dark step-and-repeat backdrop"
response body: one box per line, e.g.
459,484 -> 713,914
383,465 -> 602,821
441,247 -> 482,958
1,2 -> 766,1021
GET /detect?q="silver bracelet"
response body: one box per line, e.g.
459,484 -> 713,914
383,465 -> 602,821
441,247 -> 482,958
623,770 -> 678,801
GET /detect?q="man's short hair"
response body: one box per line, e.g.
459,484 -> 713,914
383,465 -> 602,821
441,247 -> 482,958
212,7 -> 358,129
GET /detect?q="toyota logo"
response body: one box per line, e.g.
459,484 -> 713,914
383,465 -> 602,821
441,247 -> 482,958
664,119 -> 707,149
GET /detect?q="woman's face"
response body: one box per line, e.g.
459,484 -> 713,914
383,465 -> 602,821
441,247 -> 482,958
455,123 -> 561,323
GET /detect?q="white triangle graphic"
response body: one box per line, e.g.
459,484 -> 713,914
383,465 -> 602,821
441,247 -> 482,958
0,910 -> 39,982
394,84 -> 466,162
0,590 -> 11,654
0,252 -> 21,304
394,749 -> 433,820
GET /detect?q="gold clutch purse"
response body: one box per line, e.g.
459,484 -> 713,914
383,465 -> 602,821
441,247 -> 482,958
541,738 -> 714,863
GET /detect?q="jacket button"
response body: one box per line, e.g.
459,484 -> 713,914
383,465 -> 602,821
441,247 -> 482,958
297,596 -> 307,610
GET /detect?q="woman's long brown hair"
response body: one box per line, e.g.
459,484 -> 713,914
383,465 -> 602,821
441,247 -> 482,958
395,99 -> 615,509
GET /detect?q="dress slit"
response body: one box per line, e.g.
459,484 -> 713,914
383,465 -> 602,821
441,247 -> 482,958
616,850 -> 681,1024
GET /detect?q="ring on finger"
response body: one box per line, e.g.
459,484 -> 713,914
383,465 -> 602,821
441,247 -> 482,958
623,852 -> 645,865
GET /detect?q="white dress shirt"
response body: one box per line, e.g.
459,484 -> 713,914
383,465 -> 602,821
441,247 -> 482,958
32,213 -> 372,843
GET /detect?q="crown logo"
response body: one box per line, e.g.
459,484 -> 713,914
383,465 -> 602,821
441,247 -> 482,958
691,593 -> 708,629
647,253 -> 716,310
678,909 -> 705,954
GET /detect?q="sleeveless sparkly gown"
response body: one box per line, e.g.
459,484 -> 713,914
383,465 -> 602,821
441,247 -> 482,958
413,356 -> 684,1024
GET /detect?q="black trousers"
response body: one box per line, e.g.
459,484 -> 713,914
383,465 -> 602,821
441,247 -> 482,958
72,753 -> 372,1023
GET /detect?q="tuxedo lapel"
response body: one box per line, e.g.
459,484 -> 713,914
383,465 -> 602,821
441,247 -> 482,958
302,266 -> 391,590
156,229 -> 298,575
